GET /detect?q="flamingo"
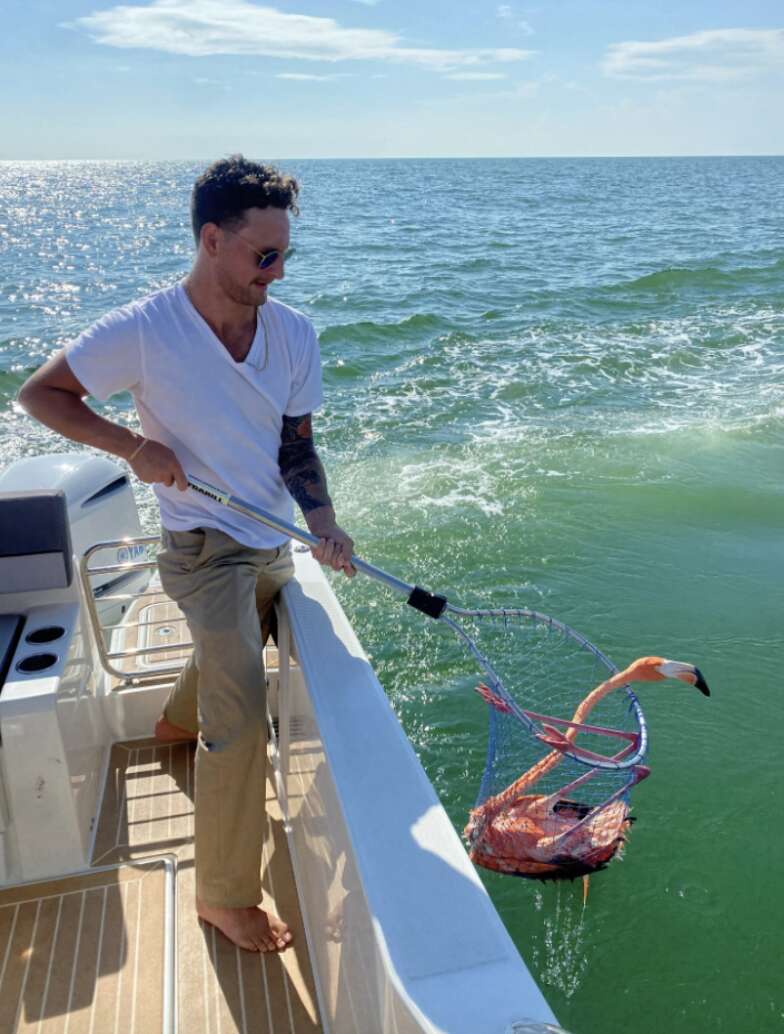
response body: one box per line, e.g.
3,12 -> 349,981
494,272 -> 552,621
465,657 -> 710,881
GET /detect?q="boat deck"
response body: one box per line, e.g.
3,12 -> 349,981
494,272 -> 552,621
0,858 -> 169,1033
0,737 -> 322,1032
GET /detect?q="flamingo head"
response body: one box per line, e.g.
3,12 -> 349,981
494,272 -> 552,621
656,658 -> 710,696
613,656 -> 710,696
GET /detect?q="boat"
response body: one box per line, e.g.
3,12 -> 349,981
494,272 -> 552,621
0,451 -> 567,1033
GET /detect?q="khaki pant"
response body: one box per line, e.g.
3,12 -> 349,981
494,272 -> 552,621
157,526 -> 294,908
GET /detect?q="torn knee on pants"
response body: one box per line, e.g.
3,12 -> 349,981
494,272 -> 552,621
198,719 -> 265,754
198,731 -> 241,753
198,731 -> 221,752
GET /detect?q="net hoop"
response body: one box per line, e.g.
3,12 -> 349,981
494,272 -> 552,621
441,605 -> 648,771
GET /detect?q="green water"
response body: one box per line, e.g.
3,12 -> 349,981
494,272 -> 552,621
1,158 -> 782,1032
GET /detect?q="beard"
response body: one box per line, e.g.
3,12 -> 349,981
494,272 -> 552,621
215,264 -> 266,308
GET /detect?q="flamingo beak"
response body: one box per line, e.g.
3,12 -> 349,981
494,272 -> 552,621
658,660 -> 711,696
692,668 -> 711,696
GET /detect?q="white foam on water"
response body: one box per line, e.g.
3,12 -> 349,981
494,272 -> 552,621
354,304 -> 782,443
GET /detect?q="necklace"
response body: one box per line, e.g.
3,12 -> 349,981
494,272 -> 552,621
246,305 -> 269,371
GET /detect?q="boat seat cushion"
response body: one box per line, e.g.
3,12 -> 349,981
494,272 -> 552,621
0,490 -> 73,592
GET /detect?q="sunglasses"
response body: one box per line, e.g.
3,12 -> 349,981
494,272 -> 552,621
222,227 -> 293,270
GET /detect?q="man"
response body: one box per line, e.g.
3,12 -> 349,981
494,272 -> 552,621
18,154 -> 355,954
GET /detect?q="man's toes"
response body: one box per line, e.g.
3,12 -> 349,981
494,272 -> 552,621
269,917 -> 292,941
242,938 -> 258,952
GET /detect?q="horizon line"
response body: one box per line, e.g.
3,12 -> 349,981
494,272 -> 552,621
1,152 -> 783,163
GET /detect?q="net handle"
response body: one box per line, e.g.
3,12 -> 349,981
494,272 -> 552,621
186,476 -> 447,615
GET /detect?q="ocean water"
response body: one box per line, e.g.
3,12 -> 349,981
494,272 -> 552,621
1,157 -> 783,1033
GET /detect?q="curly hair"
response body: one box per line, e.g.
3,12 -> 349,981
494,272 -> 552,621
190,154 -> 300,243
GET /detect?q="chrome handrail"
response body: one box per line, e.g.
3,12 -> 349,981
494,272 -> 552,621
101,614 -> 189,632
79,536 -> 193,684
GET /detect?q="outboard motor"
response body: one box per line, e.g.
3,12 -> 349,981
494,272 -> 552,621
0,452 -> 149,624
0,451 -> 151,884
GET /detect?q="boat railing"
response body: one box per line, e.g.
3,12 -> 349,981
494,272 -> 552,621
79,535 -> 193,684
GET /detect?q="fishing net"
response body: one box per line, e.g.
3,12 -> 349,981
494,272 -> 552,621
444,608 -> 650,881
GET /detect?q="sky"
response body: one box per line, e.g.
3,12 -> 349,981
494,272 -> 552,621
2,0 -> 783,158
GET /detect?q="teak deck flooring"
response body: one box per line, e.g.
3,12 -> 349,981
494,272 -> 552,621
93,740 -> 321,1034
0,741 -> 322,1033
0,859 -> 169,1033
109,593 -> 192,680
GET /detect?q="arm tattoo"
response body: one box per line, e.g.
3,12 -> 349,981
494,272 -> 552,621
278,413 -> 333,514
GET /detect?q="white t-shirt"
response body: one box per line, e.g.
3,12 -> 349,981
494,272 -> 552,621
66,282 -> 323,548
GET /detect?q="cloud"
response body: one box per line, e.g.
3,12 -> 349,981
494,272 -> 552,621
445,72 -> 507,81
491,78 -> 545,100
72,1 -> 534,71
496,3 -> 534,35
416,76 -> 544,109
194,75 -> 231,91
276,72 -> 352,80
603,27 -> 784,81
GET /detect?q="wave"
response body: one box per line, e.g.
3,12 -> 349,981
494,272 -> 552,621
618,257 -> 784,294
318,312 -> 446,347
314,300 -> 784,452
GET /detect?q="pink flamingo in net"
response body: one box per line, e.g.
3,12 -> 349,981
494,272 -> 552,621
464,656 -> 710,881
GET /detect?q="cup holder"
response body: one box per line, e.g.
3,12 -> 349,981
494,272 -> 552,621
16,653 -> 58,674
25,626 -> 66,645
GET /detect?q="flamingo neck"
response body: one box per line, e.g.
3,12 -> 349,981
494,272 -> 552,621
476,676 -> 620,819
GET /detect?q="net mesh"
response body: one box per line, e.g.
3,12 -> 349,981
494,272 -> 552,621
448,610 -> 648,881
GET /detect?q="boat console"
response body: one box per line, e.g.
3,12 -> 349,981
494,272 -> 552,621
0,454 -> 148,885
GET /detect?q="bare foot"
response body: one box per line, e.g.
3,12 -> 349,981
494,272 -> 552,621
154,714 -> 197,743
196,899 -> 293,953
